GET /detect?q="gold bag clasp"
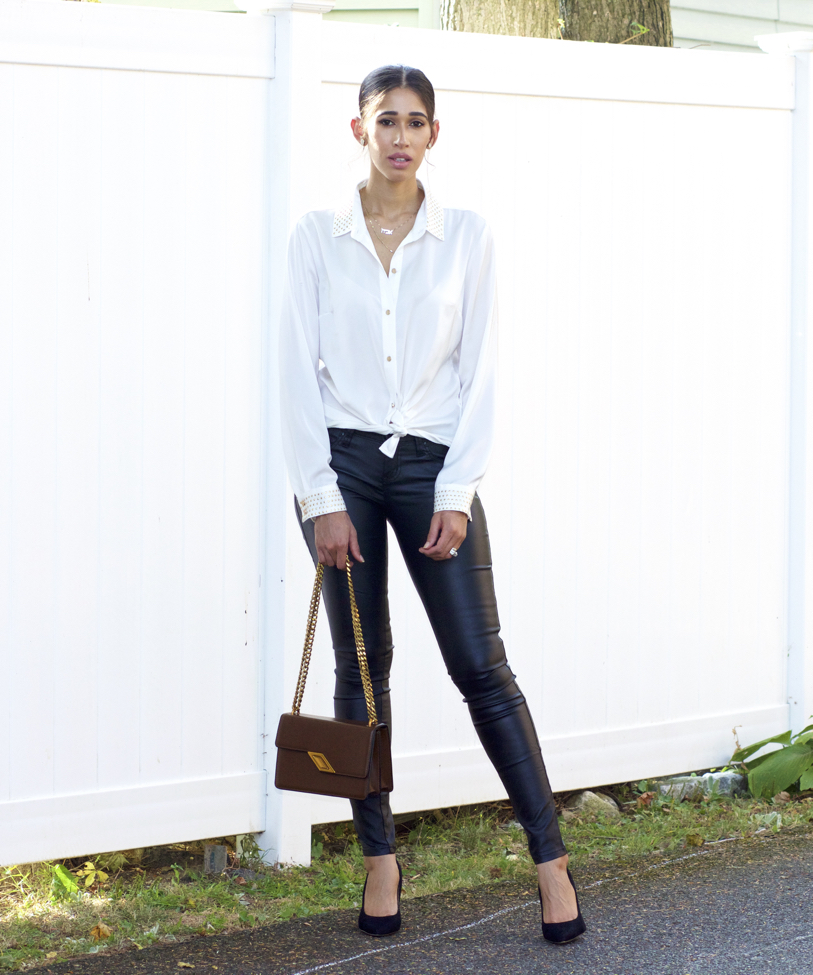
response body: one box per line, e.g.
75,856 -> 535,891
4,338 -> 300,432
308,751 -> 336,774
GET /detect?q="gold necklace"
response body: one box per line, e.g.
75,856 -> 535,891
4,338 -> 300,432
361,200 -> 418,254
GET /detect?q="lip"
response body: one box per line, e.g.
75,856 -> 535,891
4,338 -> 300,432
388,153 -> 413,169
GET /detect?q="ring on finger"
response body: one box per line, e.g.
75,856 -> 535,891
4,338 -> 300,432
449,547 -> 458,558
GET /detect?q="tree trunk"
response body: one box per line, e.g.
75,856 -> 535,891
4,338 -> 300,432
561,0 -> 673,45
441,0 -> 559,39
442,0 -> 673,47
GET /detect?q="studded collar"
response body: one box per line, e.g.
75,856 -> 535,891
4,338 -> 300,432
332,179 -> 444,242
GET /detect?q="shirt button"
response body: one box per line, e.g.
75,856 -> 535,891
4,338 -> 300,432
385,309 -> 391,315
387,356 -> 392,362
391,403 -> 395,408
392,268 -> 397,274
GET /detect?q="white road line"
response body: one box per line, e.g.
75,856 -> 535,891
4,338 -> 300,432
741,931 -> 813,958
284,900 -> 536,975
284,839 -> 741,975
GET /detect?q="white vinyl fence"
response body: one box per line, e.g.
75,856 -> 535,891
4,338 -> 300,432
1,0 -> 812,866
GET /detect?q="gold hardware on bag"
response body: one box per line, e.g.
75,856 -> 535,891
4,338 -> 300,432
308,751 -> 336,773
291,563 -> 378,727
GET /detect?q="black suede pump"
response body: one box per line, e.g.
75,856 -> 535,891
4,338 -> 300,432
539,868 -> 587,944
358,861 -> 402,937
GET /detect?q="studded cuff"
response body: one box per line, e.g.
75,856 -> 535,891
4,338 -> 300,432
298,485 -> 347,522
434,484 -> 475,521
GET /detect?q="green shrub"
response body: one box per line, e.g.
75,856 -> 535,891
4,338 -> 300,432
731,720 -> 813,798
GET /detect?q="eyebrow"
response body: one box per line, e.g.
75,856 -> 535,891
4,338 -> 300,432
377,110 -> 428,119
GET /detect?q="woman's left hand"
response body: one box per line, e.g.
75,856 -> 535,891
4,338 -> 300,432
419,510 -> 468,561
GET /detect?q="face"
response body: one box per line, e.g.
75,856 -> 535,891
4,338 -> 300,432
352,88 -> 440,184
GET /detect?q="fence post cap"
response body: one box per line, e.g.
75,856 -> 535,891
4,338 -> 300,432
756,31 -> 813,54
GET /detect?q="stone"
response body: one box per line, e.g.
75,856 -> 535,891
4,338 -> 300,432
226,866 -> 259,881
203,844 -> 228,875
563,790 -> 621,818
656,771 -> 747,801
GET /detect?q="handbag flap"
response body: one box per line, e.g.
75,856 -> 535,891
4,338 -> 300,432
276,713 -> 384,779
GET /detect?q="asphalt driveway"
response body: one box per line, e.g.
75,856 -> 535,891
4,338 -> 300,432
29,830 -> 813,975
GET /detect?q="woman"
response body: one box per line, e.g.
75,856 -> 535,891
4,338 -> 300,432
279,64 -> 586,945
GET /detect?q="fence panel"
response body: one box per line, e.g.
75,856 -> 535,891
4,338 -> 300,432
0,3 -> 273,866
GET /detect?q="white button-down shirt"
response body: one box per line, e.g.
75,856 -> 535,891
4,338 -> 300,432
279,180 -> 497,521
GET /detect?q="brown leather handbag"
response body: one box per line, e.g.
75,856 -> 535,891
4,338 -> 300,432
274,563 -> 393,800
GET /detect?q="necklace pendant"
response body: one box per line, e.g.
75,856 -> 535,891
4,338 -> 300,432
380,228 -> 394,235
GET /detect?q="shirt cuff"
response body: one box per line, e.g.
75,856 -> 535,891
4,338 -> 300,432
434,484 -> 476,521
298,485 -> 347,522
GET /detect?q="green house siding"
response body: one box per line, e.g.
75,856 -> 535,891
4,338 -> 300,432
102,0 -> 241,11
100,0 -> 438,25
672,0 -> 813,52
326,8 -> 419,28
326,0 -> 437,28
98,0 -> 813,50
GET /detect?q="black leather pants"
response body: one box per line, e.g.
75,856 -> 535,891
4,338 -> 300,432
298,429 -> 566,865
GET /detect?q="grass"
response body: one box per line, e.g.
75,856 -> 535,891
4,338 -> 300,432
2,781 -> 812,971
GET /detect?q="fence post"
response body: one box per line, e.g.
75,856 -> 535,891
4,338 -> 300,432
758,32 -> 813,733
234,0 -> 335,865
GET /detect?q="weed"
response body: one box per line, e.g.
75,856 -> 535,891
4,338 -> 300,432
732,719 -> 813,797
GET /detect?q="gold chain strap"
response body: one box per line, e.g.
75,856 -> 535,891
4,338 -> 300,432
290,563 -> 378,727
345,565 -> 378,727
290,564 -> 323,718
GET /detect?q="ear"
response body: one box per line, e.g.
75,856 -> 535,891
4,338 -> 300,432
428,119 -> 440,149
351,117 -> 366,146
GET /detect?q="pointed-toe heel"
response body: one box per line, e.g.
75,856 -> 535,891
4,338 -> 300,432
539,868 -> 587,944
358,861 -> 402,937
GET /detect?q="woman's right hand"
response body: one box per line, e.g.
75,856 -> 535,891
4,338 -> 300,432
313,511 -> 364,570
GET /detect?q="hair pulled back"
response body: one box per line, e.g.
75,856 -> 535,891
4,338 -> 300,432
358,65 -> 436,131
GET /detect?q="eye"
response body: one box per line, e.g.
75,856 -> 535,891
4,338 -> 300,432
410,120 -> 425,127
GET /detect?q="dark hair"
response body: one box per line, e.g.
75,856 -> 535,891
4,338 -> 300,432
358,65 -> 436,131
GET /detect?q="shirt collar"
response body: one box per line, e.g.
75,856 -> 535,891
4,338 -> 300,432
332,179 -> 444,242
